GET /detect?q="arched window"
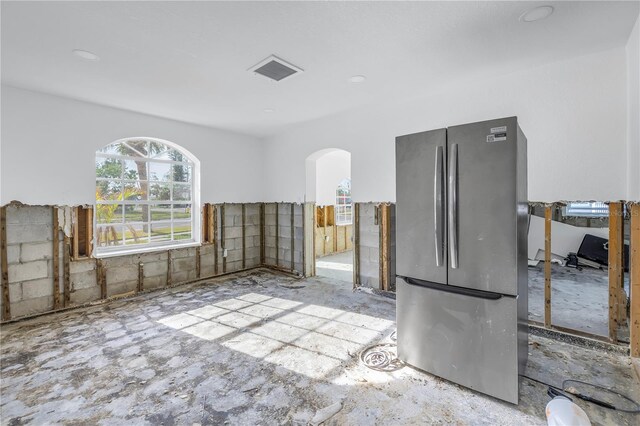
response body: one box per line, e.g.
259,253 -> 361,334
95,138 -> 199,256
335,178 -> 352,225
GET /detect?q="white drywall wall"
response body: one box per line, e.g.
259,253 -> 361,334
314,150 -> 351,206
627,14 -> 640,201
263,47 -> 628,203
0,86 -> 265,205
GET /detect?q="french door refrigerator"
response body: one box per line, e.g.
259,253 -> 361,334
395,117 -> 528,404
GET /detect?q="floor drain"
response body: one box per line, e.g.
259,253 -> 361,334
360,343 -> 405,372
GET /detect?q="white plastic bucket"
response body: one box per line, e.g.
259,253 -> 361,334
546,396 -> 591,426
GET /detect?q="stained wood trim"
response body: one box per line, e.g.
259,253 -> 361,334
221,204 -> 226,273
302,204 -> 306,275
1,207 -> 10,321
353,203 -> 360,289
97,258 -> 106,300
323,205 -> 328,255
208,203 -> 215,245
242,204 -> 246,270
52,208 -> 61,310
63,235 -> 71,307
312,204 -> 317,276
196,246 -> 201,279
609,202 -> 624,342
138,262 -> 144,293
544,205 -> 552,328
275,203 -> 279,267
167,250 -> 173,287
630,203 -> 640,357
72,207 -> 80,260
380,204 -> 391,291
213,205 -> 219,275
260,203 -> 265,265
85,207 -> 93,257
290,203 -> 295,271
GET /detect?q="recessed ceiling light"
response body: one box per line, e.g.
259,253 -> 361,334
349,75 -> 366,83
264,108 -> 275,113
73,49 -> 100,61
519,6 -> 554,22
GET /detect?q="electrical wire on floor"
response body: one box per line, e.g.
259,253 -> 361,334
521,374 -> 640,413
359,343 -> 405,372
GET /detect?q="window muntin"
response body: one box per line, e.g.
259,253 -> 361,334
95,139 -> 197,255
335,178 -> 352,226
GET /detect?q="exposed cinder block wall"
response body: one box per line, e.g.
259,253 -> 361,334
4,205 -> 55,318
357,203 -> 381,289
220,203 -> 261,273
353,202 -> 397,292
0,203 -> 279,321
263,203 -> 304,274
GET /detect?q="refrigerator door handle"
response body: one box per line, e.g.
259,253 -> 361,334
434,146 -> 444,266
448,143 -> 459,268
399,276 -> 504,300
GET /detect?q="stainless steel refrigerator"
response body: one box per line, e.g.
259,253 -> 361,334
395,117 -> 528,404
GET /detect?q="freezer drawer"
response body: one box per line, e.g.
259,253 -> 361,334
396,277 -> 522,404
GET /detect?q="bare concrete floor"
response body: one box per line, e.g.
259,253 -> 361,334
528,264 -> 631,337
1,269 -> 639,425
315,250 -> 353,285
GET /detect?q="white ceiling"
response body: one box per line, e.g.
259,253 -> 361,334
2,1 -> 638,138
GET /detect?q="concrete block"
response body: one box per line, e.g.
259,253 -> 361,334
71,270 -> 97,290
106,265 -> 138,284
223,239 -> 235,250
6,224 -> 52,244
144,275 -> 166,290
71,286 -> 101,305
103,255 -> 134,268
143,261 -> 168,277
227,260 -> 242,272
8,260 -> 49,283
22,278 -> 54,299
225,227 -> 242,239
70,259 -> 96,274
11,296 -> 53,318
6,205 -> 52,225
369,247 -> 380,263
201,265 -> 215,277
201,253 -> 215,267
245,225 -> 260,238
173,257 -> 195,273
7,245 -> 20,264
226,249 -> 242,262
137,251 -> 168,263
253,236 -> 261,246
172,247 -> 196,259
265,204 -> 276,214
9,282 -> 22,302
200,244 -> 216,255
20,242 -> 53,262
359,233 -> 379,249
107,280 -> 137,297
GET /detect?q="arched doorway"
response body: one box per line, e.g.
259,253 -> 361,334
305,149 -> 353,285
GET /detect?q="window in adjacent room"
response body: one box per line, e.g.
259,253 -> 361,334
335,178 -> 352,225
564,202 -> 609,218
95,138 -> 199,256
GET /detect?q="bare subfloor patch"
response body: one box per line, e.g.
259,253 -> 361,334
1,269 -> 638,425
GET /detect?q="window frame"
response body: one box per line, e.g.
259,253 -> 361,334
94,137 -> 201,258
335,178 -> 352,226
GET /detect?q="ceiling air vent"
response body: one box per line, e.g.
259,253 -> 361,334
248,55 -> 303,82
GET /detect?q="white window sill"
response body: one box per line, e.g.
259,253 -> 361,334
94,240 -> 201,259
